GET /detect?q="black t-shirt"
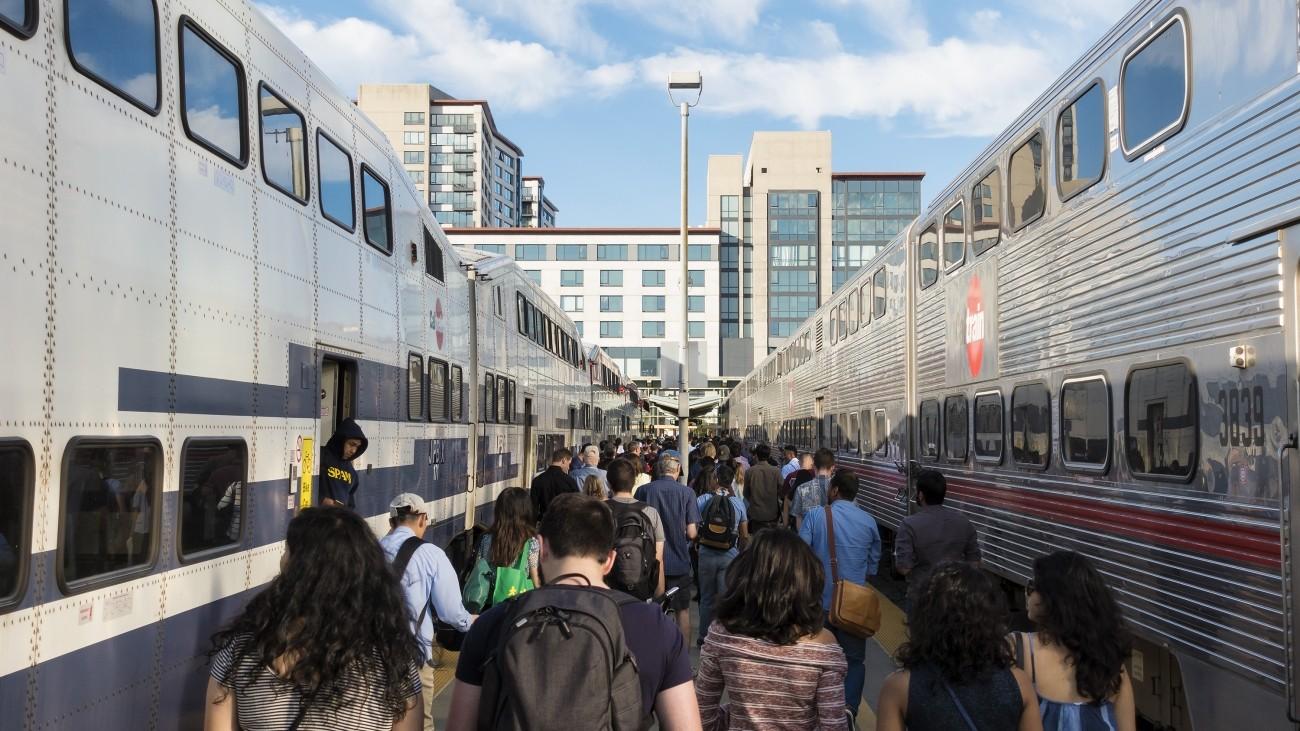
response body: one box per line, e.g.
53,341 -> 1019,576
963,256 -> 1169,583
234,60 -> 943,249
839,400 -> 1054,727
455,588 -> 693,719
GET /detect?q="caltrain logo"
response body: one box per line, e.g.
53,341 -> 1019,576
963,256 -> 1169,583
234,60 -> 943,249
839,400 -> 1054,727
965,276 -> 985,377
431,298 -> 446,350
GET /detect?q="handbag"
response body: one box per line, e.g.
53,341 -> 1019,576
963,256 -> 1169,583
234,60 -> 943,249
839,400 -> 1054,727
825,504 -> 882,639
489,539 -> 535,605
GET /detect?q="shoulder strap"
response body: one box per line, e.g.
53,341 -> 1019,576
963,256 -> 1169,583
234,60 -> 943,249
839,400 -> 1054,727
1013,631 -> 1025,671
392,535 -> 426,578
824,504 -> 840,584
940,677 -> 980,731
1027,632 -> 1038,683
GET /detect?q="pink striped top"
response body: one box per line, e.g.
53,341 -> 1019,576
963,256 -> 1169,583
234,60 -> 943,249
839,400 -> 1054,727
696,622 -> 849,730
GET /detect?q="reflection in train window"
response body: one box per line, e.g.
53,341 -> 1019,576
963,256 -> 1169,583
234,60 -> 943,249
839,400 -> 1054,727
1009,132 -> 1045,230
429,359 -> 449,423
943,202 -> 965,271
407,353 -> 424,421
0,443 -> 32,606
919,400 -> 940,460
318,132 -> 355,231
1011,384 -> 1051,468
361,166 -> 393,254
1126,363 -> 1196,480
0,0 -> 34,37
918,225 -> 939,289
873,267 -> 887,318
61,441 -> 161,586
1121,16 -> 1188,156
259,84 -> 308,202
1061,376 -> 1110,470
1057,83 -> 1106,200
450,365 -> 464,422
874,410 -> 889,456
974,392 -> 1003,463
180,21 -> 247,166
972,169 -> 1001,255
944,395 -> 968,462
179,440 -> 246,558
67,0 -> 160,112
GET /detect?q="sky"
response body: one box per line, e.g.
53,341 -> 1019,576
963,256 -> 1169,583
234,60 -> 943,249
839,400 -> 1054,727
258,0 -> 1133,226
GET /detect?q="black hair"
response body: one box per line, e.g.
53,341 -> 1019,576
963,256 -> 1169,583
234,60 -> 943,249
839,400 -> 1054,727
916,469 -> 946,505
539,493 -> 614,560
209,507 -> 421,718
550,447 -> 572,463
489,487 -> 535,568
1032,551 -> 1132,702
607,458 -> 637,494
783,445 -> 797,456
813,447 -> 836,470
690,456 -> 716,496
754,444 -> 771,462
716,528 -> 825,645
830,470 -> 859,501
715,464 -> 735,492
896,562 -> 1012,683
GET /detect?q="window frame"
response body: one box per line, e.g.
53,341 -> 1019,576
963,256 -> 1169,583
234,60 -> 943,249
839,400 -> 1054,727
942,200 -> 966,273
0,0 -> 36,39
972,390 -> 1004,465
316,129 -> 356,233
450,365 -> 464,422
176,437 -> 248,563
919,398 -> 941,461
177,17 -> 249,168
406,352 -> 425,421
872,267 -> 887,318
1059,374 -> 1112,474
971,167 -> 1003,256
1119,12 -> 1191,161
429,357 -> 450,423
917,223 -> 939,290
1008,129 -> 1046,233
943,394 -> 969,463
359,163 -> 393,255
0,439 -> 34,612
256,82 -> 309,204
1056,80 -> 1108,203
424,229 -> 444,282
57,436 -> 164,594
1010,381 -> 1052,471
1124,359 -> 1198,483
64,0 -> 161,114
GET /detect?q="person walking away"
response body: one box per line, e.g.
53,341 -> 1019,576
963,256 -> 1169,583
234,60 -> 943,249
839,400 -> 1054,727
799,472 -> 881,720
1011,551 -> 1136,731
319,418 -> 367,508
530,447 -> 578,524
464,487 -> 541,613
895,469 -> 981,607
205,507 -> 423,730
690,456 -> 717,497
695,465 -> 748,647
690,443 -> 718,485
876,563 -> 1042,731
790,448 -> 836,530
696,529 -> 849,730
606,458 -> 666,599
639,453 -> 701,643
380,495 -> 476,729
445,494 -> 701,731
581,474 -> 606,499
629,454 -> 652,497
742,444 -> 782,533
570,445 -> 611,498
781,453 -> 815,528
780,445 -> 800,480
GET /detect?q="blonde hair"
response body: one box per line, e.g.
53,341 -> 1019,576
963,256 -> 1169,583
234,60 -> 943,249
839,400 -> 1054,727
582,474 -> 604,499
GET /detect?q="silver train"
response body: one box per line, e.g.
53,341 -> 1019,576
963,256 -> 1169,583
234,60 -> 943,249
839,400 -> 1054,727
724,1 -> 1300,728
0,0 -> 636,728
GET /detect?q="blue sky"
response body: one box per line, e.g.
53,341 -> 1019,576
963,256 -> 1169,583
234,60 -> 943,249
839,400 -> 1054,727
260,0 -> 1131,226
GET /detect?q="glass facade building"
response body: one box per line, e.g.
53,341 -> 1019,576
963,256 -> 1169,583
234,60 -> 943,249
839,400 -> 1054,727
831,177 -> 920,291
768,190 -> 820,338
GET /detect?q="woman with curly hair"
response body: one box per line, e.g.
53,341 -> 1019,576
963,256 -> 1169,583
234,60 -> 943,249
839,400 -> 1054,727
1012,551 -> 1135,731
877,563 -> 1042,731
205,507 -> 423,730
696,528 -> 848,730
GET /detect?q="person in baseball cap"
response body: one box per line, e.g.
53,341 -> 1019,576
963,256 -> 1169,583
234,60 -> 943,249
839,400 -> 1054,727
389,492 -> 429,522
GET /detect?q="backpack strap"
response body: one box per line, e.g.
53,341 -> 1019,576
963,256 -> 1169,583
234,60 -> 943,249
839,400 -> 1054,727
392,535 -> 432,626
1013,631 -> 1025,671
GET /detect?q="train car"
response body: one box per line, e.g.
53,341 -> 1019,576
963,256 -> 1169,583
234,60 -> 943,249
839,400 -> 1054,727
0,1 -> 610,728
725,1 -> 1300,728
585,343 -> 639,446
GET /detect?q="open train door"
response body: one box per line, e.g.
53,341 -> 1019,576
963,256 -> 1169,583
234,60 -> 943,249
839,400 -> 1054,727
1281,223 -> 1300,725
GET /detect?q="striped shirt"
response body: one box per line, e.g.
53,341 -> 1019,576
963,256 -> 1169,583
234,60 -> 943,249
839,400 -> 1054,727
209,633 -> 421,730
696,622 -> 849,730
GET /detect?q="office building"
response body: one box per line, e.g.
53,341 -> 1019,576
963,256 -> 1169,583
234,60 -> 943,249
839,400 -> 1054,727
522,177 -> 558,228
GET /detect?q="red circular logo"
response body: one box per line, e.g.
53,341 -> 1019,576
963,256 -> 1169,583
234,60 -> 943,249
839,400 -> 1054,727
966,276 -> 985,377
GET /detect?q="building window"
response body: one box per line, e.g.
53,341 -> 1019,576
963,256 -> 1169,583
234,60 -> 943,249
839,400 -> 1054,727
1011,383 -> 1051,469
972,169 -> 1001,255
317,132 -> 354,231
642,321 -> 666,338
1061,376 -> 1110,470
600,321 -> 623,338
574,321 -> 584,337
638,244 -> 669,261
1125,363 -> 1196,479
360,166 -> 393,255
600,270 -> 623,287
514,244 -> 546,261
180,21 -> 247,166
688,321 -> 704,339
561,270 -> 583,287
919,400 -> 940,460
61,440 -> 161,588
178,440 -> 246,558
66,0 -> 160,112
1057,83 -> 1106,200
643,270 -> 665,287
0,442 -> 31,605
403,131 -> 426,145
404,111 -> 425,125
944,396 -> 968,462
688,295 -> 704,313
974,391 -> 1003,463
403,150 -> 424,165
1120,15 -> 1188,157
407,354 -> 425,421
918,224 -> 938,289
688,270 -> 704,288
688,244 -> 711,261
556,244 -> 588,260
597,244 -> 627,260
428,359 -> 449,422
600,295 -> 622,312
560,296 -> 583,312
259,84 -> 308,202
943,201 -> 964,271
642,295 -> 666,313
1008,132 -> 1045,231
523,270 -> 541,284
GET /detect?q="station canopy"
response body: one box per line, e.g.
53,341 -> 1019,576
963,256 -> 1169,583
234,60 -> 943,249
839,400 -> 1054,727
641,393 -> 724,418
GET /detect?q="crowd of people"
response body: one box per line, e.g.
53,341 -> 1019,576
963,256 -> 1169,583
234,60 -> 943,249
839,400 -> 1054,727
202,432 -> 1138,731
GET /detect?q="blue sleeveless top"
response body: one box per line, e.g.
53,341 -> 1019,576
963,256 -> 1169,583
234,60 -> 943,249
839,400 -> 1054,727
1017,632 -> 1119,731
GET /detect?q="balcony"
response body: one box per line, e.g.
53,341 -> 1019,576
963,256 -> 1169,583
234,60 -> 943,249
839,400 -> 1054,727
452,160 -> 475,172
452,142 -> 476,153
453,180 -> 475,192
452,124 -> 475,134
452,196 -> 475,210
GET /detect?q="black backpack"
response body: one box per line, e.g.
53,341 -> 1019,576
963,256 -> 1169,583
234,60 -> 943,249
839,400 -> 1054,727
606,500 -> 660,600
477,583 -> 644,731
698,492 -> 738,550
445,524 -> 489,586
391,536 -> 467,652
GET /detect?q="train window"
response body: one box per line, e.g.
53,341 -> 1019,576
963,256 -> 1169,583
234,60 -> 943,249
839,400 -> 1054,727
425,229 -> 444,282
1057,82 -> 1106,200
918,224 -> 939,289
486,375 -> 499,423
180,21 -> 247,166
318,131 -> 355,231
258,84 -> 308,202
507,381 -> 517,425
973,391 -> 1003,463
1125,362 -> 1196,480
450,365 -> 464,422
919,399 -> 940,460
1009,132 -> 1045,231
407,353 -> 424,421
0,442 -> 32,608
848,291 -> 859,334
944,395 -> 968,462
429,358 -> 449,422
858,283 -> 870,326
971,169 -> 1001,255
60,440 -> 161,589
0,0 -> 35,38
873,267 -> 887,318
1061,376 -> 1110,471
1120,15 -> 1188,158
497,375 -> 509,423
178,439 -> 246,559
361,166 -> 393,255
848,413 -> 860,453
873,410 -> 888,455
943,202 -> 965,271
66,0 -> 160,113
1011,384 -> 1051,469
516,294 -> 528,336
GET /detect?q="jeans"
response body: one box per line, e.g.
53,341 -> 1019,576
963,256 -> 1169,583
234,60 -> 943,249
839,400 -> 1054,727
697,547 -> 735,642
830,618 -> 867,715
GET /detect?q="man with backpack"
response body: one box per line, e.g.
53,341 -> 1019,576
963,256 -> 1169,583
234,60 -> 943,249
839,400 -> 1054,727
638,453 -> 700,643
695,464 -> 748,648
379,494 -> 476,731
605,458 -> 665,600
446,494 -> 701,731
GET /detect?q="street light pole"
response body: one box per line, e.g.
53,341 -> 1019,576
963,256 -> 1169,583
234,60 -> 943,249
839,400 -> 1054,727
668,72 -> 701,484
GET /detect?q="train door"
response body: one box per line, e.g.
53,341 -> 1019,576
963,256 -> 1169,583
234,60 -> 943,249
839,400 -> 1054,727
1284,225 -> 1300,724
522,397 -> 535,486
815,396 -> 825,448
318,357 -> 356,447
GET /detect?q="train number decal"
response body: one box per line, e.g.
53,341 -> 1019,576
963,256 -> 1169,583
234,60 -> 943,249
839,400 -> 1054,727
1216,385 -> 1264,448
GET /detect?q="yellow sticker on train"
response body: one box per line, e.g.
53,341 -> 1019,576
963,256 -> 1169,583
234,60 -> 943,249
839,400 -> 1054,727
299,437 -> 314,509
